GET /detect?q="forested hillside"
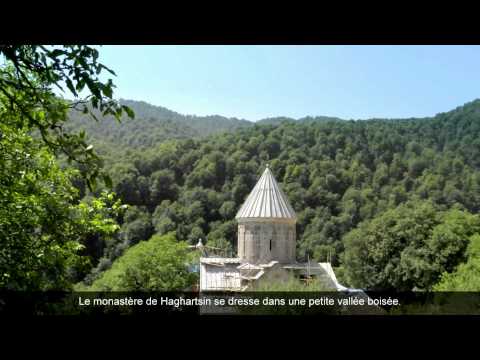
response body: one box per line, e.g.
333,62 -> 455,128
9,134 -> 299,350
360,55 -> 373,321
65,99 -> 252,151
75,99 -> 480,291
66,100 -> 348,152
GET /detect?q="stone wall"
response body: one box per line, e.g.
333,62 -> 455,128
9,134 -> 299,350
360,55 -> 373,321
237,220 -> 296,264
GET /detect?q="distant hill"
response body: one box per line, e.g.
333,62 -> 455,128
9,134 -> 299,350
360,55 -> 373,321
119,100 -> 253,137
65,99 -> 253,150
66,98 -> 480,153
66,99 -> 356,152
297,115 -> 346,123
256,117 -> 296,125
256,115 -> 346,126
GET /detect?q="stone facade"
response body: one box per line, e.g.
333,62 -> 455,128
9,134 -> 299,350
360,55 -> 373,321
237,219 -> 296,264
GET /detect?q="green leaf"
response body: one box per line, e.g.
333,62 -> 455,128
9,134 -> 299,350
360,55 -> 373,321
92,49 -> 99,62
77,78 -> 86,92
122,105 -> 135,119
103,174 -> 113,189
103,84 -> 113,99
65,78 -> 78,97
86,178 -> 93,192
49,49 -> 66,58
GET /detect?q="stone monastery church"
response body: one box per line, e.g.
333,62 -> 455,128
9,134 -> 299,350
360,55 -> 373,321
199,165 -> 348,292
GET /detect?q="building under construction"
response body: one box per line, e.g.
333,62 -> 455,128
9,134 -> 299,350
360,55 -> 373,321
199,165 -> 349,293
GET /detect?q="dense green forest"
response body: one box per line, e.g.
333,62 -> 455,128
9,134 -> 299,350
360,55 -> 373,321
67,97 -> 480,291
2,45 -> 480,293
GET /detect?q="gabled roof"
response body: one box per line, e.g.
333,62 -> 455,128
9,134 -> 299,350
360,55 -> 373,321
235,165 -> 297,220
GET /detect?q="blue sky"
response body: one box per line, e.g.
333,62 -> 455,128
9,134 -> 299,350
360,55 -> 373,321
91,45 -> 480,121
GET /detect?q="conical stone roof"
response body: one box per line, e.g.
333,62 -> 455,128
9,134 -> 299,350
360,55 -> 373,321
235,165 -> 297,221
